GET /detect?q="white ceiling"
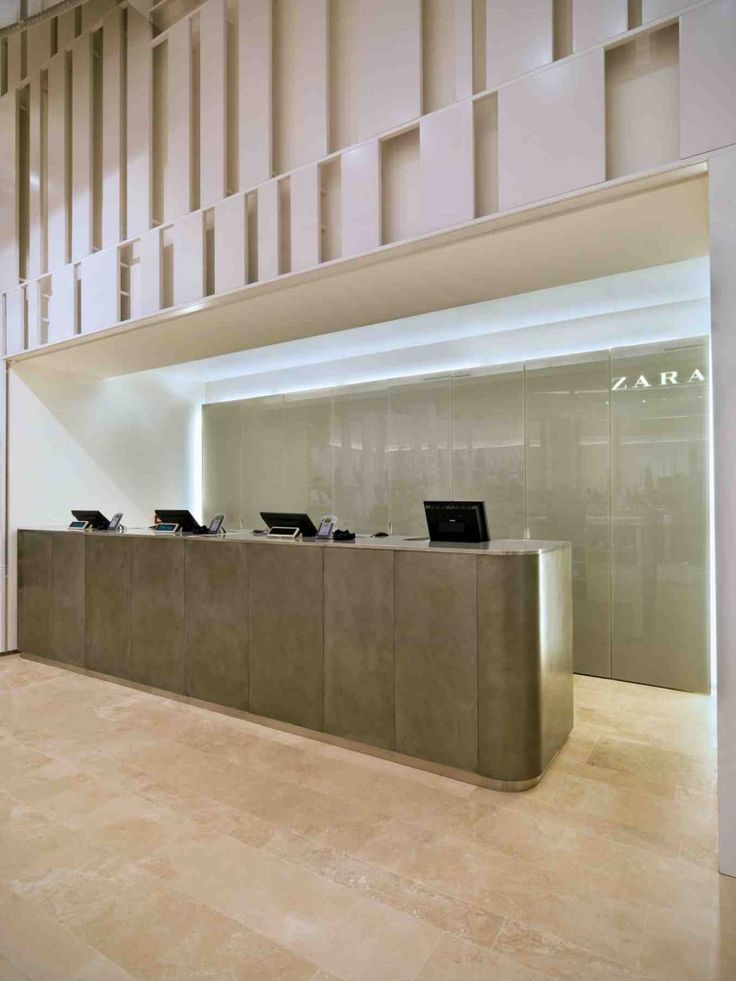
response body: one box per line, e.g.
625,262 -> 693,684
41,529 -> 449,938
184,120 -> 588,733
143,258 -> 709,401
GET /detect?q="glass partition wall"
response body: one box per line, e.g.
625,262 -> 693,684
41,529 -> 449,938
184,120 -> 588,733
203,338 -> 711,692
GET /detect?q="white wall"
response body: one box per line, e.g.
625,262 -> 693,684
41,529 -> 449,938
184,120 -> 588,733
3,0 -> 734,357
6,364 -> 204,648
710,146 -> 736,878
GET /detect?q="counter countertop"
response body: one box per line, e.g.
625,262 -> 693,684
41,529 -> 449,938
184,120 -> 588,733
20,527 -> 568,557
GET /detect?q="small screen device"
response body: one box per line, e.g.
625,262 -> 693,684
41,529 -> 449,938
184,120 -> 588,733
316,515 -> 337,540
424,501 -> 490,543
107,512 -> 123,531
207,513 -> 226,535
155,522 -> 180,534
155,510 -> 205,534
267,526 -> 301,538
260,512 -> 318,538
69,519 -> 89,530
72,510 -> 112,530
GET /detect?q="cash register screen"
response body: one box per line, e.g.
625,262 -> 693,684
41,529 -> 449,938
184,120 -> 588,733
423,501 -> 490,543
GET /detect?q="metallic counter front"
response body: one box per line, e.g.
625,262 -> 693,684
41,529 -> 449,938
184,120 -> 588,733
17,529 -> 573,789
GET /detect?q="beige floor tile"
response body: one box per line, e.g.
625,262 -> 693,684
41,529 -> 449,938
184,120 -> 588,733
412,792 -> 574,868
0,884 -> 127,981
546,773 -> 715,859
15,853 -> 318,981
639,905 -> 736,980
554,753 -> 679,800
136,778 -> 279,848
0,802 -> 112,887
0,954 -> 30,981
0,657 -> 726,981
264,829 -> 505,950
492,918 -> 644,981
588,736 -> 715,791
354,817 -> 648,964
550,829 -> 726,919
417,934 -> 549,980
141,831 -> 441,980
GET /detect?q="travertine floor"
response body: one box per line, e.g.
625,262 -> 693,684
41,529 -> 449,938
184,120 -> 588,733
0,655 -> 731,981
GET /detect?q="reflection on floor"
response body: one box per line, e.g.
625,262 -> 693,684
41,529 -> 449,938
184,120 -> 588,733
0,655 -> 731,981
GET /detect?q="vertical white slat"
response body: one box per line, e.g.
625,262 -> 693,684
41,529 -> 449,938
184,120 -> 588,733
47,52 -> 69,272
48,264 -> 77,343
341,139 -> 381,256
200,0 -> 227,208
5,287 -> 26,355
165,19 -> 193,223
572,0 -> 627,52
0,94 -> 17,292
136,228 -> 162,318
126,8 -> 152,238
238,0 -> 272,189
273,0 -> 328,173
498,49 -> 605,211
454,0 -> 474,101
71,33 -> 93,261
257,179 -> 280,281
79,252 -> 98,333
57,10 -> 77,50
82,0 -> 117,32
485,0 -> 553,91
101,7 -> 123,247
290,163 -> 320,273
25,280 -> 41,348
172,211 -> 205,305
642,0 -> 690,21
80,246 -> 119,334
419,101 -> 474,234
28,71 -> 44,279
6,33 -> 22,87
358,0 -> 421,140
27,21 -> 53,73
214,193 -> 247,292
680,0 -> 736,159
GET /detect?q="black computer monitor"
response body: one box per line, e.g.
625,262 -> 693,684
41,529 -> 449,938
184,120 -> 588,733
72,510 -> 111,531
155,510 -> 205,534
260,511 -> 318,538
423,501 -> 490,543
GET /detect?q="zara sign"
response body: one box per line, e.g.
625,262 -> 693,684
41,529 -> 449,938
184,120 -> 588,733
610,368 -> 706,391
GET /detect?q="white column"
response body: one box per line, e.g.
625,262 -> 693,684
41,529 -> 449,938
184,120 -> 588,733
710,146 -> 736,879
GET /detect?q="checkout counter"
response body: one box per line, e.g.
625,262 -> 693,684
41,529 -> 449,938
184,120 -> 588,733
17,527 -> 572,790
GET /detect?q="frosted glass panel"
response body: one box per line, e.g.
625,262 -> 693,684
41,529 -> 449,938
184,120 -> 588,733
332,383 -> 389,533
201,338 -> 711,693
611,341 -> 710,692
388,377 -> 452,536
203,401 -> 243,528
452,369 -> 525,540
284,390 -> 333,516
241,396 -> 287,528
525,356 -> 611,678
